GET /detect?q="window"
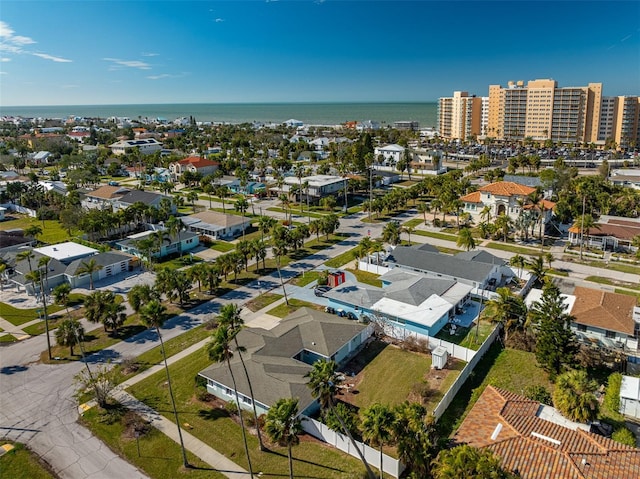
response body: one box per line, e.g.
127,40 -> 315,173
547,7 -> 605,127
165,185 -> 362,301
577,324 -> 587,332
605,330 -> 616,339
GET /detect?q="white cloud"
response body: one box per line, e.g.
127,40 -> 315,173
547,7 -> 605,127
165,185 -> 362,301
0,21 -> 71,63
32,52 -> 72,63
215,18 -> 224,23
103,58 -> 152,70
147,74 -> 171,80
141,52 -> 159,57
0,71 -> 7,75
0,57 -> 10,62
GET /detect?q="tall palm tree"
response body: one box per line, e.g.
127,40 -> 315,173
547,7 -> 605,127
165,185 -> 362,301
217,303 -> 266,451
572,213 -> 597,260
207,324 -> 254,478
401,225 -> 415,245
16,249 -> 35,274
417,202 -> 430,225
55,318 -> 84,356
456,227 -> 476,251
306,359 -> 376,479
264,398 -> 303,479
76,258 -> 104,290
481,287 -> 527,343
272,241 -> 289,305
165,215 -> 184,257
361,403 -> 395,478
527,255 -> 547,286
509,254 -> 526,279
139,300 -> 189,468
494,214 -> 512,242
382,221 -> 401,246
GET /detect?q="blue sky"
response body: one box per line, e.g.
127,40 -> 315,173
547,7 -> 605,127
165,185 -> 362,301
1,1 -> 639,106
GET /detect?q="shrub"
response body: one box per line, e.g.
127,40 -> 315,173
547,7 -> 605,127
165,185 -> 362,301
524,385 -> 552,405
241,409 -> 255,427
603,372 -> 622,413
225,401 -> 238,416
612,427 -> 636,447
411,382 -> 434,402
121,357 -> 140,375
403,335 -> 430,354
122,411 -> 151,438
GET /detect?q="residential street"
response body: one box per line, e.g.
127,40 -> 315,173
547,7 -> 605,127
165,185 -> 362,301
1,205 -> 637,478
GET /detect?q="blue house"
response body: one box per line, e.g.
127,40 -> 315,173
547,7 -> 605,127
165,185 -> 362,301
198,307 -> 373,416
116,230 -> 199,260
325,269 -> 474,340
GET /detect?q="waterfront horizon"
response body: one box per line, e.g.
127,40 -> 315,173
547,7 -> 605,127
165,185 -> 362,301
0,102 -> 438,128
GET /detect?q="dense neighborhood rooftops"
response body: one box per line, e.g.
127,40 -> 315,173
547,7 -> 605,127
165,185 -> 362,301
386,245 -> 504,284
479,181 -> 536,197
199,308 -> 367,412
453,386 -> 640,479
571,286 -> 637,336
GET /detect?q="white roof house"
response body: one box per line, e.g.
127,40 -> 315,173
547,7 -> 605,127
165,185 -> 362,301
524,288 -> 577,312
372,295 -> 453,330
620,375 -> 640,419
34,241 -> 98,264
110,138 -> 162,156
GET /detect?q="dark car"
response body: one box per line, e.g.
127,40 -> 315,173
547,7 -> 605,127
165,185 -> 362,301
314,285 -> 331,297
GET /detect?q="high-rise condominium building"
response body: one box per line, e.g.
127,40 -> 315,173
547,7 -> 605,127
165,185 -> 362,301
437,91 -> 484,141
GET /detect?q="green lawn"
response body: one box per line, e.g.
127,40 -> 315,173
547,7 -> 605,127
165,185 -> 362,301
127,348 -> 374,478
266,298 -> 323,318
81,407 -> 221,479
156,255 -> 203,271
266,206 -> 326,219
0,334 -> 18,343
402,218 -> 423,228
352,344 -> 433,408
0,216 -> 80,244
412,229 -> 458,242
346,268 -> 382,288
289,270 -> 321,287
487,242 -> 546,255
435,320 -> 495,351
438,345 -> 554,437
324,247 -> 357,268
209,241 -> 236,252
0,302 -> 64,327
585,276 -> 640,291
243,293 -> 283,313
0,441 -> 56,479
586,260 -> 640,276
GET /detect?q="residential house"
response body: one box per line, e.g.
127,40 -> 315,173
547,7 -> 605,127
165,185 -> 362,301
453,385 -> 640,479
325,269 -> 474,339
567,215 -> 640,252
65,252 -> 135,288
198,307 -> 373,416
181,210 -> 251,240
32,151 -> 51,164
610,169 -> 640,190
116,230 -> 199,260
386,244 -> 509,290
525,286 -> 640,373
82,185 -> 130,210
109,138 -> 162,156
374,144 -> 405,166
460,181 -> 554,222
274,175 -> 347,203
620,375 -> 640,420
169,156 -> 219,182
115,190 -> 175,213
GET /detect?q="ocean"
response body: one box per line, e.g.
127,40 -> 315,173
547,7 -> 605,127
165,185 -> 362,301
0,102 -> 438,128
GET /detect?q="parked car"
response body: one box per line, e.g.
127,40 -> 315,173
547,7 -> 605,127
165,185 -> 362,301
314,285 -> 331,297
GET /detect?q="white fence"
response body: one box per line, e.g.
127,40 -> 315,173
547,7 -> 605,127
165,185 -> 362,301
431,324 -> 501,419
302,416 -> 405,478
357,261 -> 390,275
1,203 -> 37,217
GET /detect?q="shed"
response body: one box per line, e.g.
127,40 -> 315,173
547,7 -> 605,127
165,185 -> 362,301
432,346 -> 449,370
620,375 -> 640,419
328,271 -> 346,288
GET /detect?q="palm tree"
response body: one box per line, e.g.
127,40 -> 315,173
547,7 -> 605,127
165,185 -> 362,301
361,403 -> 395,478
572,213 -> 597,260
527,255 -> 547,286
306,359 -> 376,479
16,249 -> 35,274
552,369 -> 599,423
234,197 -> 249,239
207,324 -> 254,478
509,254 -> 526,279
53,282 -> 72,317
401,225 -> 415,246
417,202 -> 430,225
165,215 -> 184,257
481,287 -> 527,343
382,221 -> 401,246
76,258 -> 104,290
479,205 -> 492,223
272,241 -> 289,305
456,227 -> 476,251
217,303 -> 266,451
264,398 -> 303,479
55,318 -> 84,356
216,185 -> 230,212
432,445 -> 513,479
494,214 -> 512,242
543,252 -> 554,271
139,300 -> 189,468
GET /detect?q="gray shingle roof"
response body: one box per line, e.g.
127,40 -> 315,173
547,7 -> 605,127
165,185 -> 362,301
387,245 -> 501,283
454,250 -> 505,265
323,282 -> 385,309
65,252 -> 131,276
118,190 -> 166,205
199,308 -> 366,411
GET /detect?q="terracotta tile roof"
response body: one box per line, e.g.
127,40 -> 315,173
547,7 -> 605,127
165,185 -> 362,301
460,191 -> 482,203
177,156 -> 219,168
570,286 -> 637,335
453,385 -> 640,479
523,199 -> 556,211
480,181 -> 536,197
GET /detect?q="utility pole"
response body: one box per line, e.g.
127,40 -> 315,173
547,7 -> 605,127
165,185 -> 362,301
579,194 -> 586,260
39,273 -> 52,360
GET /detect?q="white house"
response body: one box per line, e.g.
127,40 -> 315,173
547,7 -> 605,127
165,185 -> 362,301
374,144 -> 405,166
276,175 -> 347,202
65,252 -> 135,288
168,156 -> 219,182
0,206 -> 5,221
109,138 -> 162,156
460,181 -> 555,223
82,185 -> 130,210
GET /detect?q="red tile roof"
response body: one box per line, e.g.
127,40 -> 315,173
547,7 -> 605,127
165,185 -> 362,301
460,191 -> 482,203
453,386 -> 640,479
570,286 -> 637,335
480,181 -> 536,197
177,156 -> 219,168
